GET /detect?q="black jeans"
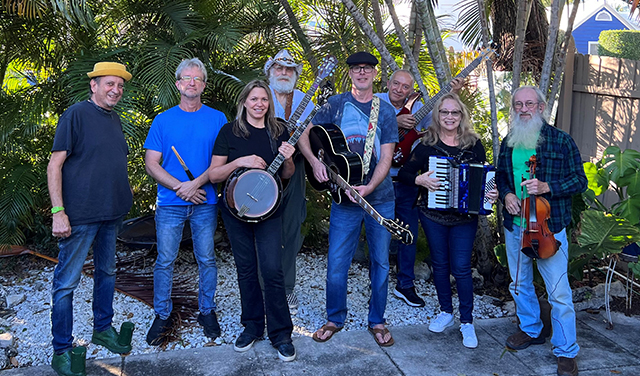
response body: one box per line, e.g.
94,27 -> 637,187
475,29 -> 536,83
220,204 -> 293,347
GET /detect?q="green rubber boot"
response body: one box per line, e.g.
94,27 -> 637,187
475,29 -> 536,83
92,326 -> 132,354
51,349 -> 86,376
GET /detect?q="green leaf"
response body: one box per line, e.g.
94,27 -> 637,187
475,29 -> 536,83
602,146 -> 640,184
583,162 -> 609,196
493,243 -> 507,268
577,211 -> 640,258
612,196 -> 640,225
629,262 -> 640,279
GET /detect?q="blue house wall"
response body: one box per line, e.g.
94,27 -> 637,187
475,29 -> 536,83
574,9 -> 630,54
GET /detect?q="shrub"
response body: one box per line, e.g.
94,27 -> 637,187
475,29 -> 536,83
598,30 -> 640,60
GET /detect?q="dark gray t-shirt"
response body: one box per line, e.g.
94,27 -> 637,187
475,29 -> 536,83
51,100 -> 132,225
312,92 -> 398,206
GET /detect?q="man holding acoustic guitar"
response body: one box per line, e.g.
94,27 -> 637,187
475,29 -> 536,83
375,70 -> 464,308
496,86 -> 586,376
264,49 -> 315,315
299,51 -> 399,347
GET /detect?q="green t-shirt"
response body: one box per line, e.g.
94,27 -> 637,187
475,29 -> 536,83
512,146 -> 536,227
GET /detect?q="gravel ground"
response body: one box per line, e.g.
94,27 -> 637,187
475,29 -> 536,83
0,246 -> 507,368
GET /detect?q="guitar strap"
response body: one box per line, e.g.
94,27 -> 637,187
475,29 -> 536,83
284,92 -> 294,121
362,96 -> 380,176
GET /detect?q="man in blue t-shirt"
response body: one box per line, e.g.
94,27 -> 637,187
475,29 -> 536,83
299,51 -> 398,347
376,71 -> 464,308
143,58 -> 227,345
264,49 -> 315,314
48,62 -> 134,376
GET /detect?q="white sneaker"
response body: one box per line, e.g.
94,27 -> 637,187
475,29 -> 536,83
460,323 -> 478,348
428,312 -> 454,333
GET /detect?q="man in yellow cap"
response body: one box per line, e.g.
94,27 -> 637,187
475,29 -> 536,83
47,61 -> 133,376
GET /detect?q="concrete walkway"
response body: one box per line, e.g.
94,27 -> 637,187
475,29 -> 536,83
2,311 -> 639,376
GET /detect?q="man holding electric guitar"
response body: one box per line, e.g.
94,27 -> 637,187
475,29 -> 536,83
376,70 -> 464,308
299,51 -> 399,347
264,49 -> 315,314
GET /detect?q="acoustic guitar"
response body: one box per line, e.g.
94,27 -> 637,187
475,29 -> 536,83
305,124 -> 413,245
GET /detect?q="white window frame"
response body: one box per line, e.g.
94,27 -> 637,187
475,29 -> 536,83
588,41 -> 599,55
595,11 -> 612,21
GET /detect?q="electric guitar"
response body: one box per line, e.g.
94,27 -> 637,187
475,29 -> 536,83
305,124 -> 413,245
392,43 -> 498,166
223,56 -> 337,222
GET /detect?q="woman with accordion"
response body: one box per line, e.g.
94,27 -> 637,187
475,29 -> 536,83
397,93 -> 498,349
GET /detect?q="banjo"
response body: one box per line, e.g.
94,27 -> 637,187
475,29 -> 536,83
223,56 -> 338,222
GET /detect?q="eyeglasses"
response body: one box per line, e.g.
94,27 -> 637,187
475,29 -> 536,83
179,76 -> 204,83
439,110 -> 462,118
513,101 -> 539,110
349,65 -> 375,74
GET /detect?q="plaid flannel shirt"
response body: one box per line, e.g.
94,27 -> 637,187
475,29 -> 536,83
496,122 -> 587,233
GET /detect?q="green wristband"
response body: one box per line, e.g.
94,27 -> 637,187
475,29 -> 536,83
51,206 -> 65,214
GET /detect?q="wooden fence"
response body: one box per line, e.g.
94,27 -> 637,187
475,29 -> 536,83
557,53 -> 640,162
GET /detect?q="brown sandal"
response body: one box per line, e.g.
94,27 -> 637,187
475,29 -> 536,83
368,326 -> 394,347
312,323 -> 343,343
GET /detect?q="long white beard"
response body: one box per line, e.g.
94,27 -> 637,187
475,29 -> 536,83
269,72 -> 296,94
507,113 -> 544,149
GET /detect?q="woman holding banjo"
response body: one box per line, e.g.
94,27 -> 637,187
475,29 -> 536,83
208,80 -> 296,361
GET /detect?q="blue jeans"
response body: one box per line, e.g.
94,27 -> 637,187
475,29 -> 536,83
154,205 -> 218,320
326,200 -> 394,328
419,213 -> 477,323
219,204 -> 292,346
392,182 -> 420,289
505,226 -> 579,358
51,217 -> 122,354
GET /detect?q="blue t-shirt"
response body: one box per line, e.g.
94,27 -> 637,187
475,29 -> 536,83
312,92 -> 398,205
144,105 -> 226,206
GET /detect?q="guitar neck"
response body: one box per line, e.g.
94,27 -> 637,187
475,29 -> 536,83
323,162 -> 384,225
266,106 -> 319,176
284,76 -> 323,132
412,54 -> 487,123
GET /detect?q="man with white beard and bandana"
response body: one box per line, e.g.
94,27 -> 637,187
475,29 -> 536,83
264,50 -> 314,314
496,86 -> 586,376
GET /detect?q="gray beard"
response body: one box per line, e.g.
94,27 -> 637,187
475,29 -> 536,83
269,72 -> 296,94
507,113 -> 544,149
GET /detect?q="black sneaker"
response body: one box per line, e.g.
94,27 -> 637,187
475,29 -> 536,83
234,332 -> 257,352
276,343 -> 296,362
393,285 -> 425,307
146,315 -> 172,346
197,312 -> 221,339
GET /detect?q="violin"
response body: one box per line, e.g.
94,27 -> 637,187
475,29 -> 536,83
519,155 -> 560,259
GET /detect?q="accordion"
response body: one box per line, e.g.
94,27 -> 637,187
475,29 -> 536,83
426,155 -> 496,215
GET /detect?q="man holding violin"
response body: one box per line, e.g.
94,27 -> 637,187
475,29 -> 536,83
496,86 -> 587,376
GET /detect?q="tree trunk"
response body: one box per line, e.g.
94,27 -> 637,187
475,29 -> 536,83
341,0 -> 400,72
477,0 -> 504,239
384,0 -> 428,97
415,0 -> 451,88
370,0 -> 388,87
538,0 -> 563,97
278,0 -> 318,70
548,0 -> 581,112
408,2 -> 422,65
511,0 -> 533,91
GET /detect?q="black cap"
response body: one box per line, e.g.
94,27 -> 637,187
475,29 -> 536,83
346,51 -> 379,66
